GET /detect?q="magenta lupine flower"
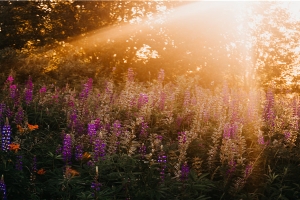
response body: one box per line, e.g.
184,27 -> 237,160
180,162 -> 190,181
138,93 -> 148,109
158,152 -> 167,182
25,76 -> 33,104
15,155 -> 23,171
14,107 -> 24,125
127,68 -> 135,82
1,119 -> 11,152
39,86 -> 47,94
0,175 -> 7,200
62,134 -> 72,164
94,139 -> 106,161
9,84 -> 17,99
158,69 -> 165,83
7,75 -> 14,84
139,122 -> 148,140
75,144 -> 83,161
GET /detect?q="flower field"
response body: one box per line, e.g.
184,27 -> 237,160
1,69 -> 300,200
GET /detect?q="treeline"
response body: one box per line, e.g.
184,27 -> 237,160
0,1 -> 300,92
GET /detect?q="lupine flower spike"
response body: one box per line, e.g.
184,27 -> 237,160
0,175 -> 7,200
1,118 -> 11,152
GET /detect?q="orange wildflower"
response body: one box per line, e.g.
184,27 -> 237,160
82,152 -> 91,160
66,167 -> 80,177
17,125 -> 25,133
28,124 -> 38,131
9,143 -> 20,152
37,168 -> 46,175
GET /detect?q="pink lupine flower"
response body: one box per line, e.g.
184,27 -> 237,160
138,93 -> 148,108
258,135 -> 265,145
6,75 -> 14,84
39,86 -> 47,94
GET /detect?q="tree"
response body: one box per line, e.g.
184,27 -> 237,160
249,2 -> 300,92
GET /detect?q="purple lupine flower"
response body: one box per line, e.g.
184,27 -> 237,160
25,76 -> 33,104
158,69 -> 165,83
15,155 -> 23,171
39,85 -> 47,94
94,139 -> 106,161
80,78 -> 93,100
127,68 -> 135,82
223,123 -> 238,139
156,135 -> 163,141
91,181 -> 101,197
180,162 -> 190,181
138,93 -> 148,109
113,120 -> 121,137
75,144 -> 83,161
9,84 -> 17,99
62,134 -> 72,164
158,152 -> 167,182
178,132 -> 187,144
139,143 -> 146,159
0,175 -> 7,200
264,88 -> 275,126
88,121 -> 97,139
227,160 -> 236,176
94,119 -> 102,131
14,106 -> 24,125
139,122 -> 148,140
1,119 -> 11,152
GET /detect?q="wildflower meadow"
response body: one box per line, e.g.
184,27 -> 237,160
1,68 -> 300,200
